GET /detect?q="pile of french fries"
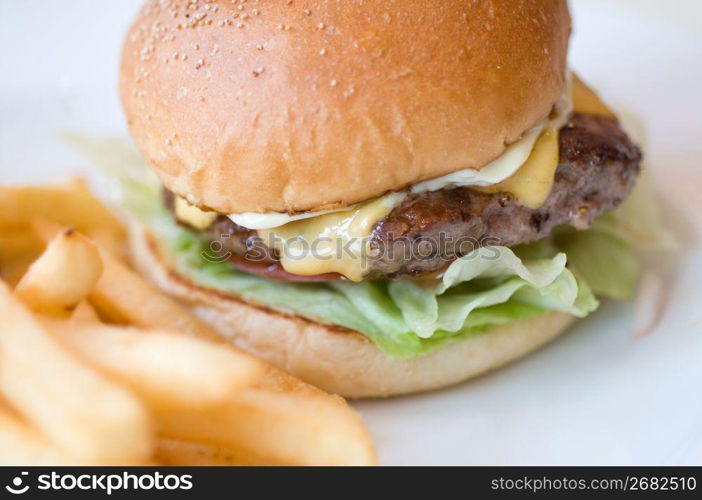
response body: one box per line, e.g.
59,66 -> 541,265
0,179 -> 376,466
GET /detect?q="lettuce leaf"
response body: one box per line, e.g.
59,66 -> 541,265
66,136 -> 647,359
553,224 -> 639,300
381,248 -> 595,339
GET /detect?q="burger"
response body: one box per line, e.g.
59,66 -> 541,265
118,0 -> 644,397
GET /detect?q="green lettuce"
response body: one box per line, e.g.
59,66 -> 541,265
66,136 -> 648,359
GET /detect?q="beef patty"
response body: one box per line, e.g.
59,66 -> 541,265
165,113 -> 641,279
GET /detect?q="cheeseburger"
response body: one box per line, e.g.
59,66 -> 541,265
119,0 -> 643,397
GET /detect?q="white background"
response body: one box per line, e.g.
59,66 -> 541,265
1,1 -> 701,465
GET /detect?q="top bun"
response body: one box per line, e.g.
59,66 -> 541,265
120,0 -> 571,214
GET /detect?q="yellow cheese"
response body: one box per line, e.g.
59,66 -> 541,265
174,197 -> 218,230
474,75 -> 611,209
476,127 -> 560,209
259,193 -> 405,281
572,74 -> 615,118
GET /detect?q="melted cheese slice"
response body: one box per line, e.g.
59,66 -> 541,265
258,193 -> 406,281
475,127 -> 560,209
174,197 -> 218,230
572,74 -> 615,117
472,75 -> 611,209
229,206 -> 351,230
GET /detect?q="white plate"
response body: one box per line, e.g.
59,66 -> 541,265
1,0 -> 701,465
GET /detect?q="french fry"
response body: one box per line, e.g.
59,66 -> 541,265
0,183 -> 125,235
15,229 -> 103,316
254,363 -> 335,398
87,226 -> 128,262
0,405 -> 72,466
0,281 -> 153,463
62,177 -> 128,260
71,301 -> 101,323
0,179 -> 128,261
0,229 -> 41,262
156,439 -> 278,466
0,401 -> 158,466
46,320 -> 261,411
0,254 -> 37,289
31,218 -> 222,340
156,387 -> 378,466
90,251 -> 224,340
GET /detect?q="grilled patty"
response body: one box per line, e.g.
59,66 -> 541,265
166,112 -> 641,278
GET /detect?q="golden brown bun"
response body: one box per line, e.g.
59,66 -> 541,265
128,221 -> 576,398
120,0 -> 571,214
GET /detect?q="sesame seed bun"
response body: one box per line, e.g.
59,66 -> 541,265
120,0 -> 571,214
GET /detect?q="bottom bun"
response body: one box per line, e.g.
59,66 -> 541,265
129,223 -> 576,398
